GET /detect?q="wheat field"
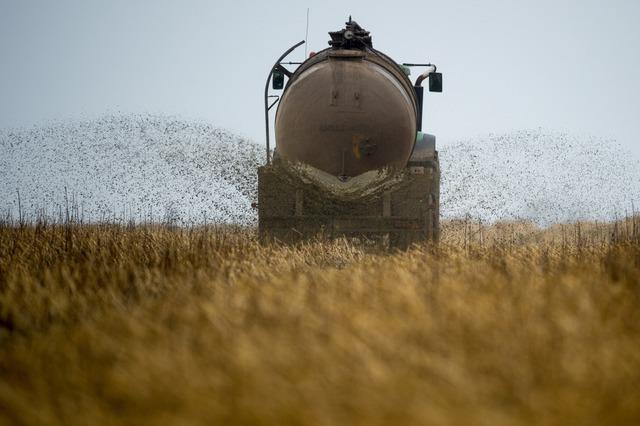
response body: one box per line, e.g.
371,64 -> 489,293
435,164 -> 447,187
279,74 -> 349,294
1,219 -> 639,425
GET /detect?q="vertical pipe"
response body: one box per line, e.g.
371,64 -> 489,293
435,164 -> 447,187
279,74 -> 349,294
264,78 -> 271,164
414,85 -> 424,131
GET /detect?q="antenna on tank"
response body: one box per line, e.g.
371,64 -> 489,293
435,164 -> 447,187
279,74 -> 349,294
304,8 -> 310,58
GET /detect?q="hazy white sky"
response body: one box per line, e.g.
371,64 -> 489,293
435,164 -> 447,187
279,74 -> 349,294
2,0 -> 639,156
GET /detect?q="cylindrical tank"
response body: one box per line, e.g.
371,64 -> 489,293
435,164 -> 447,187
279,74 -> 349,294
274,46 -> 418,179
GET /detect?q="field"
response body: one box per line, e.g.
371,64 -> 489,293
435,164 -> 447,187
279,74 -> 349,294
1,219 -> 640,425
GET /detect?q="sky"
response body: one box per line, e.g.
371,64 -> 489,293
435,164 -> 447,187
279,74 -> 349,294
1,0 -> 639,156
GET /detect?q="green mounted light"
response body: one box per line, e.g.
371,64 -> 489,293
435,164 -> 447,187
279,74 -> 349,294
272,70 -> 285,90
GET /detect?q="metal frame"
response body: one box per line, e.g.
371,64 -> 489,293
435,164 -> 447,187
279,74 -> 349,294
402,63 -> 437,68
401,63 -> 440,131
264,40 -> 305,165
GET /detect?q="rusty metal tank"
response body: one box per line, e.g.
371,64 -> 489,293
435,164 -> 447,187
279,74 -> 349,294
274,21 -> 418,179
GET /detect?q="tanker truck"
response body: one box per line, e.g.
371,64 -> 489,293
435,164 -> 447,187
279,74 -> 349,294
259,18 -> 442,248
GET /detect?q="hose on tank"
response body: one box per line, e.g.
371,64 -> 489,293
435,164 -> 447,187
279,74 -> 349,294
415,64 -> 437,86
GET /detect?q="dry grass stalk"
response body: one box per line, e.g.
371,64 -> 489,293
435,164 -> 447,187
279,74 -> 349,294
1,219 -> 639,425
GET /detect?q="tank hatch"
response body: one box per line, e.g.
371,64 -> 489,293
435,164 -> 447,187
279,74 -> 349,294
328,17 -> 372,50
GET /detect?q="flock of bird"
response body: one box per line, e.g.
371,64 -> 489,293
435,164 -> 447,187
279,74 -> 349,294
1,114 -> 638,226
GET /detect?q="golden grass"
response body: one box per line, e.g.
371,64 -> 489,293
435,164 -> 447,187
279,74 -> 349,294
1,219 -> 639,425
